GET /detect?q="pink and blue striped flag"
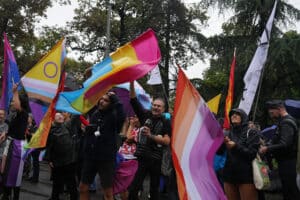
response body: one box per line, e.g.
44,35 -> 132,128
56,29 -> 161,114
0,33 -> 21,113
172,68 -> 226,200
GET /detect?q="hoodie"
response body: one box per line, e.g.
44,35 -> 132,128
223,108 -> 260,184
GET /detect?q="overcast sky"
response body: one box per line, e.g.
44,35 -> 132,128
38,0 -> 300,79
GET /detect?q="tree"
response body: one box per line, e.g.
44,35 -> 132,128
199,0 -> 300,125
67,0 -> 208,98
0,0 -> 71,70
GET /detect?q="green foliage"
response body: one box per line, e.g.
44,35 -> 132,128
67,0 -> 209,96
0,0 -> 87,87
0,0 -> 72,70
199,0 -> 300,126
0,0 -> 299,126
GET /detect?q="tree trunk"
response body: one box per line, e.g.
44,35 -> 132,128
163,0 -> 171,98
118,0 -> 126,45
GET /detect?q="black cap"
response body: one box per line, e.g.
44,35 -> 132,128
266,100 -> 284,109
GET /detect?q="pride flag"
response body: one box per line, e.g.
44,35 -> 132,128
112,82 -> 151,117
223,49 -> 236,130
0,33 -> 21,113
207,93 -> 221,115
56,29 -> 161,114
238,0 -> 277,115
172,69 -> 226,200
21,38 -> 66,148
2,139 -> 26,187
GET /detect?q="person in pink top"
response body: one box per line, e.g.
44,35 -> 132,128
119,116 -> 140,160
115,116 -> 140,200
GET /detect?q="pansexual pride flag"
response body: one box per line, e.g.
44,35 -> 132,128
56,29 -> 161,114
172,69 -> 226,200
0,33 -> 21,113
21,38 -> 66,148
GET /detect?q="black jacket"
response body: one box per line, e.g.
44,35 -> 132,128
223,108 -> 260,184
83,98 -> 125,161
267,115 -> 298,161
44,123 -> 76,167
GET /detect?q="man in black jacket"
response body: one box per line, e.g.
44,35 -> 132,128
128,81 -> 171,200
45,112 -> 78,200
260,100 -> 300,200
79,92 -> 125,200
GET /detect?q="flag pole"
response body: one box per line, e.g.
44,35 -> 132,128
252,62 -> 266,122
159,65 -> 170,112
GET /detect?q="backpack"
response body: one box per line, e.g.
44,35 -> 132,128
281,117 -> 299,153
283,118 -> 300,173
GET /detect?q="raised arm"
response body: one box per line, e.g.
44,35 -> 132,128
12,84 -> 21,111
129,81 -> 147,122
129,81 -> 137,98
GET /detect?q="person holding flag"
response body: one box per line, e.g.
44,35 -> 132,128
79,92 -> 126,200
128,81 -> 171,200
223,108 -> 260,200
1,84 -> 29,200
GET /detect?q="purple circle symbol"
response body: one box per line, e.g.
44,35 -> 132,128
44,62 -> 58,78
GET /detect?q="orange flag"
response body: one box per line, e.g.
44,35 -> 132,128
223,49 -> 236,129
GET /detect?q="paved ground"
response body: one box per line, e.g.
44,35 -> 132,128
20,162 -> 103,200
16,161 -> 284,200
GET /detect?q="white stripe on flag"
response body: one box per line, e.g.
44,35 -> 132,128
181,100 -> 204,200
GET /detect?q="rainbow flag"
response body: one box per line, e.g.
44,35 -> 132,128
56,29 -> 161,114
172,69 -> 226,200
21,38 -> 66,148
0,33 -> 21,114
223,50 -> 236,130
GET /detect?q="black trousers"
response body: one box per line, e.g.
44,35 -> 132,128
51,163 -> 78,200
2,186 -> 20,200
278,159 -> 300,200
31,149 -> 40,180
166,170 -> 179,200
128,158 -> 161,200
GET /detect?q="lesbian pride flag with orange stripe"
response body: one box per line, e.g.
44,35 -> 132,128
56,29 -> 160,114
172,69 -> 226,200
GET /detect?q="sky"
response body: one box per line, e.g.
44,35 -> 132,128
37,0 -> 300,79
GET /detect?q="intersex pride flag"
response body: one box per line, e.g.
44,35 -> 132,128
22,38 -> 66,148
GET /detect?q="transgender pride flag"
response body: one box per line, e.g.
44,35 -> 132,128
172,69 -> 226,200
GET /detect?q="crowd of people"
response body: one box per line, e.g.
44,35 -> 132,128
0,81 -> 300,200
219,100 -> 300,200
0,82 -> 176,200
